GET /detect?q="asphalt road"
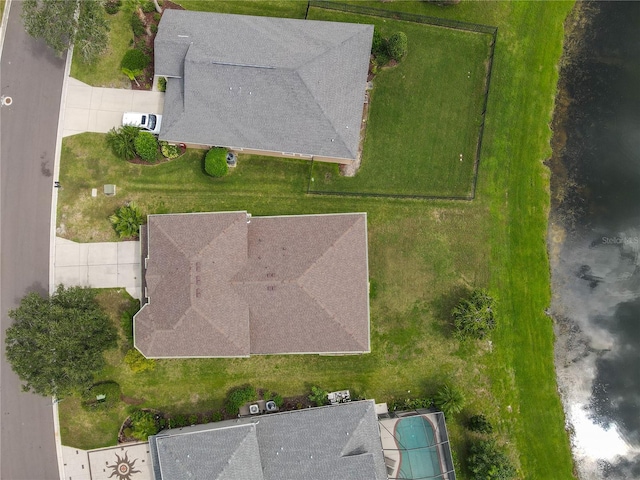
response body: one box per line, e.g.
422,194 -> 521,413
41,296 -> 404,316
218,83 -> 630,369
1,1 -> 65,478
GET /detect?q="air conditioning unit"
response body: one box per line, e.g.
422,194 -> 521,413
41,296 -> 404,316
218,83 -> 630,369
265,401 -> 278,412
249,404 -> 260,415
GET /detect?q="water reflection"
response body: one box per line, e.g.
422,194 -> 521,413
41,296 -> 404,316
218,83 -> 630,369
549,2 -> 640,478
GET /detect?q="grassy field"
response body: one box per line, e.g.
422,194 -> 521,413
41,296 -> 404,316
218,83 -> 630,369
57,1 -> 576,478
70,9 -> 132,88
308,7 -> 491,197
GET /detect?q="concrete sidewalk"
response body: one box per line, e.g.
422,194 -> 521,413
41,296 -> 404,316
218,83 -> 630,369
54,237 -> 142,299
63,78 -> 164,137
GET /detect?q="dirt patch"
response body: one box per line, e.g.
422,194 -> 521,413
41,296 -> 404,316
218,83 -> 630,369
120,395 -> 145,405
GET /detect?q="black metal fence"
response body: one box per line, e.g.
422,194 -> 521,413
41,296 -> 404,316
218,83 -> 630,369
306,1 -> 498,201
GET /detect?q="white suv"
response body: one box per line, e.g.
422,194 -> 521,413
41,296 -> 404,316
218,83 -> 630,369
122,112 -> 162,135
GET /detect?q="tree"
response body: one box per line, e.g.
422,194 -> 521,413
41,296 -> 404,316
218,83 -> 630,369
387,32 -> 408,61
5,285 -> 118,398
110,202 -> 145,239
204,147 -> 229,178
106,125 -> 140,160
74,0 -> 110,64
467,440 -> 516,480
434,384 -> 465,417
452,289 -> 496,339
22,0 -> 108,63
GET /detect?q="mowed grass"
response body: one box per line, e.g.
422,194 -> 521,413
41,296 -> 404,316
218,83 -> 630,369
177,0 -> 308,18
70,10 -> 132,88
57,1 -> 576,478
308,8 -> 491,197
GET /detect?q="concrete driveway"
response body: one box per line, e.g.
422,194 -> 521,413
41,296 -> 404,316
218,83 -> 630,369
63,78 -> 164,137
54,237 -> 142,299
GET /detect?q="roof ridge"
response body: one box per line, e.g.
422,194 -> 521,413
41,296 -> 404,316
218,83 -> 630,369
296,216 -> 367,349
295,30 -> 369,157
186,307 -> 246,354
152,218 -> 190,261
340,402 -> 373,457
214,424 -> 264,480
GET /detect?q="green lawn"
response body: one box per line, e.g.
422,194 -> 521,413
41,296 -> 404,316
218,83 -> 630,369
308,7 -> 491,197
57,1 -> 576,479
70,9 -> 132,88
177,0 -> 307,17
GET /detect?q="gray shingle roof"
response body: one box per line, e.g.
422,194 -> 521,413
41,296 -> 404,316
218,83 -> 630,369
149,400 -> 387,480
155,10 -> 373,160
134,212 -> 370,358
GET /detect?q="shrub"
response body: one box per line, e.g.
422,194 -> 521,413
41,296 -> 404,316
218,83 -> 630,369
225,385 -> 257,415
124,348 -> 156,373
157,76 -> 167,92
371,28 -> 386,57
188,414 -> 198,425
308,386 -> 328,407
434,384 -> 465,417
104,0 -> 122,14
110,202 -> 145,239
211,411 -> 223,422
141,1 -> 155,13
120,300 -> 139,345
134,131 -> 158,162
121,48 -> 150,74
130,12 -> 146,37
160,141 -> 179,158
172,414 -> 188,428
129,409 -> 159,440
467,440 -> 516,480
153,12 -> 161,22
452,289 -> 496,339
204,147 -> 229,177
387,32 -> 408,61
150,24 -> 158,34
106,125 -> 140,160
467,414 -> 494,434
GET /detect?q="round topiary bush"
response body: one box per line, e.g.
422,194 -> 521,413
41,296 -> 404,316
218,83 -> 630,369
121,48 -> 150,72
134,131 -> 158,162
387,32 -> 408,61
204,147 -> 229,177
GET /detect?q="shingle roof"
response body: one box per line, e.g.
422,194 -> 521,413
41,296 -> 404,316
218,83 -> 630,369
155,10 -> 373,160
149,400 -> 387,480
134,212 -> 370,357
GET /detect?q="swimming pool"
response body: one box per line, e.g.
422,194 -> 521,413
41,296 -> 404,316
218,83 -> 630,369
394,416 -> 444,479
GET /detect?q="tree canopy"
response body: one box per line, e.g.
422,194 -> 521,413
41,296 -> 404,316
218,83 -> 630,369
467,440 -> 516,480
22,0 -> 109,63
5,285 -> 118,398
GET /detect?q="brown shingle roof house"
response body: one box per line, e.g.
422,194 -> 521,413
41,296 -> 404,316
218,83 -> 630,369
134,212 -> 370,358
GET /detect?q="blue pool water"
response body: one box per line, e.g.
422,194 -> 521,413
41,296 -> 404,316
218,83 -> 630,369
395,416 -> 443,480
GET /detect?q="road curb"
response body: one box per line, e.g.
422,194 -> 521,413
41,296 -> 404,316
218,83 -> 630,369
0,0 -> 12,56
50,39 -> 75,480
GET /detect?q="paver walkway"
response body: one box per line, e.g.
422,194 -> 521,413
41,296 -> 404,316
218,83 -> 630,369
54,237 -> 141,299
63,77 -> 164,137
62,443 -> 153,480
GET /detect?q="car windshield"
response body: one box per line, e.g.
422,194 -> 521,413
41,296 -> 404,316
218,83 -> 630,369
148,115 -> 156,130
